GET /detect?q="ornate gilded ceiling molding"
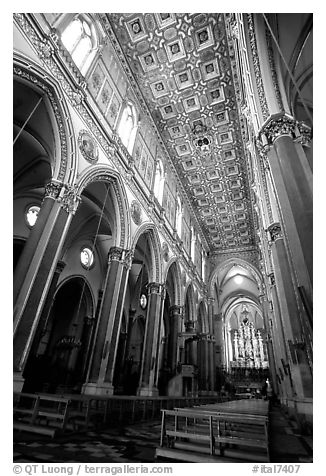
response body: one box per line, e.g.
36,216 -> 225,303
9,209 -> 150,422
247,14 -> 269,121
98,13 -> 209,252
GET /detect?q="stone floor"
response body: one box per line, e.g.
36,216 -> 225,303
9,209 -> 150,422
13,405 -> 313,464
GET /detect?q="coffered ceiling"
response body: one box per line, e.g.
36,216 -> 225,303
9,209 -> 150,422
106,13 -> 256,252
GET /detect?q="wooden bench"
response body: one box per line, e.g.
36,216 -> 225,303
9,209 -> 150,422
13,392 -> 71,437
156,406 -> 269,462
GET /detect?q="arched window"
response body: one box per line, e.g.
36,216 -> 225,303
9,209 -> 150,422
117,102 -> 138,153
154,159 -> 165,204
176,196 -> 183,237
61,15 -> 98,74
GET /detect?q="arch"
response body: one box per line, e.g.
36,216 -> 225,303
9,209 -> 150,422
163,258 -> 182,306
13,57 -> 76,185
131,223 -> 163,284
77,165 -> 131,250
222,295 -> 263,325
208,257 -> 264,297
22,275 -> 95,393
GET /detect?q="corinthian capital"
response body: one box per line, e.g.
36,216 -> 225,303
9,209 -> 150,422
148,282 -> 165,296
108,246 -> 124,262
259,114 -> 297,146
59,184 -> 81,214
267,222 -> 282,242
44,180 -> 63,200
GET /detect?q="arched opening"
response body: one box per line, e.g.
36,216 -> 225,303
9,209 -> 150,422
61,14 -> 98,74
123,317 -> 145,395
22,278 -> 94,393
117,102 -> 138,153
13,78 -> 54,282
210,259 -> 269,397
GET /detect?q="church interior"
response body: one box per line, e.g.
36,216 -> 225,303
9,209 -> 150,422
13,12 -> 313,463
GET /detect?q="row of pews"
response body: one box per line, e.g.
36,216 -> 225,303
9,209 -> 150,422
155,399 -> 270,463
13,392 -> 221,438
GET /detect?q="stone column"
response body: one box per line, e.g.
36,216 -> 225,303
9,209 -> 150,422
202,334 -> 210,394
259,294 -> 278,391
268,274 -> 293,401
138,282 -> 165,396
31,260 -> 66,356
83,248 -> 132,395
267,223 -> 312,399
259,114 -> 312,291
208,336 -> 216,393
168,305 -> 183,375
13,182 -> 80,391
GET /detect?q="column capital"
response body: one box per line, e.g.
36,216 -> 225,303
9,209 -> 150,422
147,282 -> 165,296
107,246 -> 124,263
44,180 -> 63,200
296,121 -> 312,148
185,320 -> 196,332
123,249 -> 134,269
258,113 -> 297,147
267,222 -> 282,242
59,184 -> 81,215
169,305 -> 184,317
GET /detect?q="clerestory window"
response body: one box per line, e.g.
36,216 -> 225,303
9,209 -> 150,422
61,15 -> 97,74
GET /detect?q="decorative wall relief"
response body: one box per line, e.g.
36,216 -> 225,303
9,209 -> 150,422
162,242 -> 169,262
78,130 -> 99,164
131,200 -> 142,225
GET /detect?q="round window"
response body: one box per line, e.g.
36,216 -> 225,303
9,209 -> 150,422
80,247 -> 94,269
140,293 -> 147,310
26,205 -> 40,228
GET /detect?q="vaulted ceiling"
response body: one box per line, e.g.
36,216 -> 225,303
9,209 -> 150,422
107,13 -> 256,253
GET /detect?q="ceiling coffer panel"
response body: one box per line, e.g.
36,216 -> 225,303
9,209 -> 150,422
107,13 -> 255,251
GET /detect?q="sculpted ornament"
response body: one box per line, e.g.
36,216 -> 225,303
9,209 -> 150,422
267,223 -> 282,242
262,115 -> 296,145
78,130 -> 99,164
44,180 -> 62,200
162,242 -> 169,262
131,200 -> 142,225
108,247 -> 124,262
60,184 -> 81,214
